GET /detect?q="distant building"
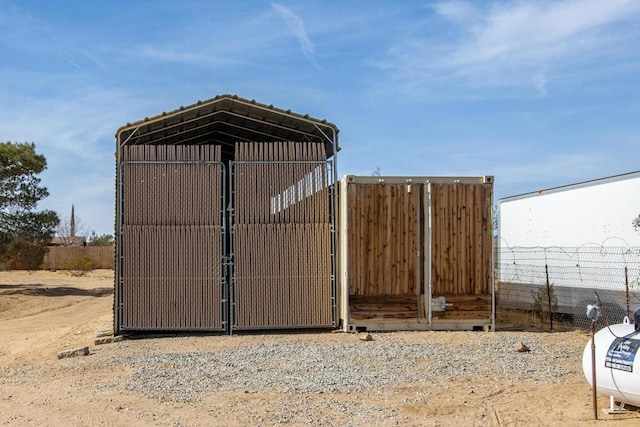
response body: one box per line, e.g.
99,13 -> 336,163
49,236 -> 87,247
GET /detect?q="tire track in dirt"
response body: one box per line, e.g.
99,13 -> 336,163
0,292 -> 112,364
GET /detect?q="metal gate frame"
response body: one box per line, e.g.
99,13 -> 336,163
115,160 -> 228,332
228,158 -> 337,332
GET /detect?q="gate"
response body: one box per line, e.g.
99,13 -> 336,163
117,145 -> 227,331
117,142 -> 336,333
230,142 -> 334,330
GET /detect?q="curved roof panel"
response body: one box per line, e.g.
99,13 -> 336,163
116,94 -> 340,159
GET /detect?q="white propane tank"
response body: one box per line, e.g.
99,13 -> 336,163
582,315 -> 640,407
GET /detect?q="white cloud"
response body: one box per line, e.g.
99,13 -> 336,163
378,0 -> 640,96
0,1 -> 48,41
111,7 -> 316,69
271,3 -> 318,66
2,87 -> 135,160
445,0 -> 638,66
0,85 -> 161,233
432,0 -> 479,23
57,53 -> 82,70
532,74 -> 548,97
133,45 -> 248,68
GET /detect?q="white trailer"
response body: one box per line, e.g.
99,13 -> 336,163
498,171 -> 640,325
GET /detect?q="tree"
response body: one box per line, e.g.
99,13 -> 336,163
88,232 -> 114,246
634,214 -> 640,232
0,142 -> 59,269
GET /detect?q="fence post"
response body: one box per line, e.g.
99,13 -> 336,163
545,264 -> 553,331
625,266 -> 630,320
590,318 -> 598,420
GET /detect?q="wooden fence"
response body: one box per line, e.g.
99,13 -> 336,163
43,246 -> 114,269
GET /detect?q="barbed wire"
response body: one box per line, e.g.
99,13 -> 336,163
496,242 -> 640,330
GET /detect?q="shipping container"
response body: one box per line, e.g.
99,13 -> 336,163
338,175 -> 494,331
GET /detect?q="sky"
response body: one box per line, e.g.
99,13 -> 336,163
1,0 -> 640,235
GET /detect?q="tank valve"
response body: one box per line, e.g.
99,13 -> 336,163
586,304 -> 600,322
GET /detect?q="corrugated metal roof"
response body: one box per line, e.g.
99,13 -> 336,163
115,94 -> 340,159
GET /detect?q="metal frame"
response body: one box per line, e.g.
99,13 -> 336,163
228,158 -> 336,332
116,96 -> 341,161
115,159 -> 227,332
337,177 -> 350,329
121,113 -> 324,147
114,95 -> 341,335
340,175 -> 492,185
314,123 -> 340,331
424,183 -> 433,326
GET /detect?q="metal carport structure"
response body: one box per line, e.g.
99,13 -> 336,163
114,94 -> 339,334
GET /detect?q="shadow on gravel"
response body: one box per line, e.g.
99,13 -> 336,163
0,284 -> 113,297
122,328 -> 332,340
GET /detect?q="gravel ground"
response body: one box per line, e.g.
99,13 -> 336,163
4,270 -> 634,426
89,331 -> 586,403
0,329 -> 618,426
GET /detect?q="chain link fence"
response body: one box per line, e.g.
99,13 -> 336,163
497,245 -> 640,330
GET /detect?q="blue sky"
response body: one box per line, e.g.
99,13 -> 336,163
1,0 -> 639,235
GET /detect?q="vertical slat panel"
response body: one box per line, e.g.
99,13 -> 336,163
232,141 -> 332,329
428,182 -> 493,296
346,182 -> 420,297
344,178 -> 494,325
120,144 -> 224,331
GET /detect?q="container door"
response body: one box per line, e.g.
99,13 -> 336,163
345,179 -> 424,322
428,181 -> 494,325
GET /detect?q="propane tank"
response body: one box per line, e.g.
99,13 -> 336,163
582,308 -> 640,407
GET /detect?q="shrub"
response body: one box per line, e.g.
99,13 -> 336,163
4,240 -> 49,270
532,284 -> 558,324
60,256 -> 96,276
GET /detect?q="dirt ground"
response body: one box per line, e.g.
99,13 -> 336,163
1,270 -> 639,426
